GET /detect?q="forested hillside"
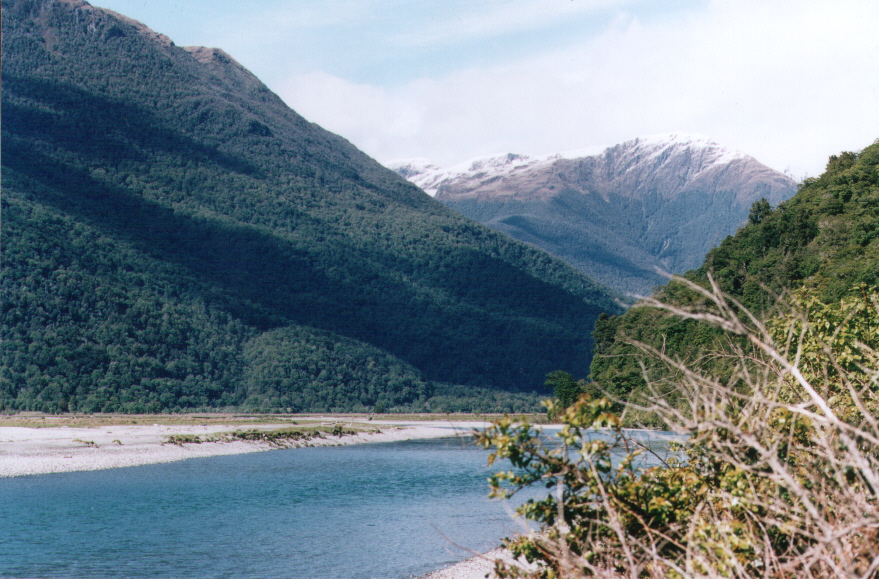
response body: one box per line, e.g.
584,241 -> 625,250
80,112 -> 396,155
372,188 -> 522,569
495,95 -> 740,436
590,140 -> 879,418
0,0 -> 622,414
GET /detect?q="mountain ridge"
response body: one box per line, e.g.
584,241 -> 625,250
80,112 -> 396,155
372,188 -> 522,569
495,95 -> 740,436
390,135 -> 797,296
1,0 -> 622,413
391,134 -> 753,199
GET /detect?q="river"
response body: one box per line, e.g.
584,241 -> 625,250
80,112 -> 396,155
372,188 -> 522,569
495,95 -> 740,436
0,430 -> 674,578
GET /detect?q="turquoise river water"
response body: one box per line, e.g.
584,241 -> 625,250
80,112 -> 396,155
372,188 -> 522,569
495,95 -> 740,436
0,430 -> 672,578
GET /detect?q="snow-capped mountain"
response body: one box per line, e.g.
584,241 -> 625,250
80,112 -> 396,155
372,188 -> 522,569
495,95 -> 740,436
389,135 -> 797,296
391,134 -> 751,198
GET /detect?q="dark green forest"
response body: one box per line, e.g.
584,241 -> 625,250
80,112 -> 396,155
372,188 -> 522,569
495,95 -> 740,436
0,0 -> 622,414
589,140 -> 879,421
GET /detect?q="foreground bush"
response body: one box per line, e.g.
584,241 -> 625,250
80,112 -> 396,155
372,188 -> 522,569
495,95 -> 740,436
479,277 -> 879,578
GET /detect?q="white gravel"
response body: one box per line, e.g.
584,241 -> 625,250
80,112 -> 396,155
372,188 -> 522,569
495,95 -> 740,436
0,421 -> 475,477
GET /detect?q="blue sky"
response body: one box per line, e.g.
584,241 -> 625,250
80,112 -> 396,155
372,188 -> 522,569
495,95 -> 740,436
94,0 -> 878,178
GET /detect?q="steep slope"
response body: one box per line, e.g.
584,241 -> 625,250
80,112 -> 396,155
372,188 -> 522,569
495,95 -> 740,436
589,141 -> 879,415
0,0 -> 622,414
391,136 -> 797,296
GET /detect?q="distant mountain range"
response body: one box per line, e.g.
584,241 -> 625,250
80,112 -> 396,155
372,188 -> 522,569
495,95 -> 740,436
391,136 -> 797,296
1,0 -> 622,414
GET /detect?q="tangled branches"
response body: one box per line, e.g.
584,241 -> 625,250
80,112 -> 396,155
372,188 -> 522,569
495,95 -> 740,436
478,278 -> 879,578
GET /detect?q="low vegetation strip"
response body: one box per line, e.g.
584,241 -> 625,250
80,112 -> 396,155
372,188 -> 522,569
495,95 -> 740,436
158,424 -> 371,446
72,425 -> 380,448
228,425 -> 360,444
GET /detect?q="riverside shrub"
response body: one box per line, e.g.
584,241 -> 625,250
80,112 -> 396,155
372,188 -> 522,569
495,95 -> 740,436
478,280 -> 879,578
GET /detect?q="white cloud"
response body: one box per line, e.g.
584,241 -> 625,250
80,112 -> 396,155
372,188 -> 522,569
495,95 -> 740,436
278,72 -> 424,146
275,0 -> 879,177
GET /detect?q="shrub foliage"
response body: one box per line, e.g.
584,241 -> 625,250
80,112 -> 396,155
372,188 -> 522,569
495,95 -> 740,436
479,280 -> 879,578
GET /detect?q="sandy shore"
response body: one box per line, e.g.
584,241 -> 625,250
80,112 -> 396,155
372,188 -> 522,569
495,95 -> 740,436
0,417 -> 485,478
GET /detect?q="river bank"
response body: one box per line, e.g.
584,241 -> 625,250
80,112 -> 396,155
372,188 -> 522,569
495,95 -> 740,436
0,414 -> 491,477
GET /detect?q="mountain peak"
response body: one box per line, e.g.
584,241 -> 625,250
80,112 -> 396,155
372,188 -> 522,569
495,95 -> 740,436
17,0 -> 175,48
611,133 -> 750,174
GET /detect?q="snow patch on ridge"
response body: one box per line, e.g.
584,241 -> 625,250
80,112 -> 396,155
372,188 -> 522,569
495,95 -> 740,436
628,133 -> 748,169
390,152 -> 553,197
389,134 -> 750,197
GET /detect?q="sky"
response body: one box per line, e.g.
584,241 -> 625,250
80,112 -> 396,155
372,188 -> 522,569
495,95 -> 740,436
93,0 -> 878,179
